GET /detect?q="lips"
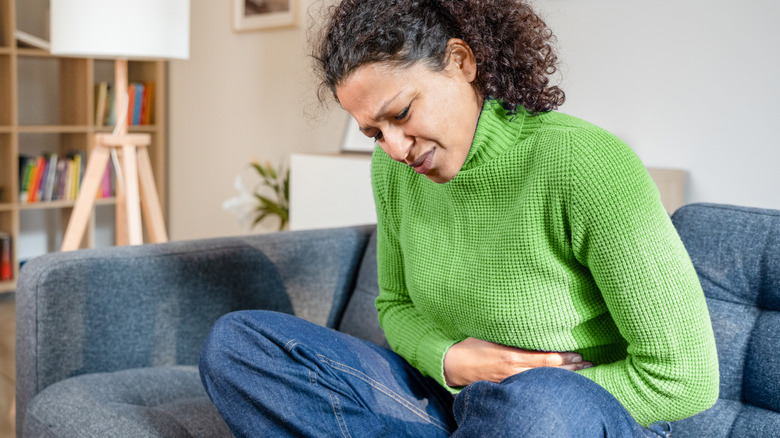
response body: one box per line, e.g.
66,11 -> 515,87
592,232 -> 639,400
409,149 -> 434,175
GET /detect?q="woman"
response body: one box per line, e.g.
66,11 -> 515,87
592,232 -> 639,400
200,0 -> 719,436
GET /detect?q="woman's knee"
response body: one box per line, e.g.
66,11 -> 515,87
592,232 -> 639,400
453,368 -> 635,437
199,310 -> 281,377
468,367 -> 595,412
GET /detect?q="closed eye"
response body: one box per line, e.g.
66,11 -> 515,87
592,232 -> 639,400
395,105 -> 410,120
372,131 -> 383,142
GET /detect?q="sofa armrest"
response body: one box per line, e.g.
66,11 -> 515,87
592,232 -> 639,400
15,225 -> 375,427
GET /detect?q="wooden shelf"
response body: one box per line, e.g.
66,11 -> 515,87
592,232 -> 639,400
15,48 -> 50,57
17,125 -> 92,133
0,281 -> 15,293
0,1 -> 169,289
95,125 -> 159,133
18,198 -> 117,211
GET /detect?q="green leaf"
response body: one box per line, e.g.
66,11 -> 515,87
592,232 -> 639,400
282,170 -> 290,205
252,212 -> 269,227
251,163 -> 267,178
255,195 -> 287,217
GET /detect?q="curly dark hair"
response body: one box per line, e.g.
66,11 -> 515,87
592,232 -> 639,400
312,0 -> 564,114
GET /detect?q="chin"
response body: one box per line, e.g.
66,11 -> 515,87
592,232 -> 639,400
425,171 -> 455,184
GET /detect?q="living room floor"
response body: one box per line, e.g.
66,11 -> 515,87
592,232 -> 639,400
0,295 -> 14,438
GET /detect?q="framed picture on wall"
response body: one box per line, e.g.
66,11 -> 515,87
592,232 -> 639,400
233,0 -> 297,31
341,116 -> 378,153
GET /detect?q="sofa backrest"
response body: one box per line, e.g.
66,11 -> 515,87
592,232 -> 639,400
337,231 -> 389,348
671,203 -> 780,437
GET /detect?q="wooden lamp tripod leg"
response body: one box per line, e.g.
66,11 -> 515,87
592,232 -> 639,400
61,145 -> 112,252
122,143 -> 143,245
137,147 -> 168,243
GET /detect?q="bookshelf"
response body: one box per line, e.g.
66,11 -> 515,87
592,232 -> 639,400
0,0 -> 168,293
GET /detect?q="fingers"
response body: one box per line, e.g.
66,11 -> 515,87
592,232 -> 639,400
558,361 -> 594,371
540,352 -> 581,367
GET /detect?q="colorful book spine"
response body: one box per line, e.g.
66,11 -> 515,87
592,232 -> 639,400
18,152 -> 102,203
133,83 -> 144,125
18,156 -> 33,203
94,81 -> 155,126
43,153 -> 59,201
0,232 -> 11,281
27,156 -> 45,203
95,82 -> 109,126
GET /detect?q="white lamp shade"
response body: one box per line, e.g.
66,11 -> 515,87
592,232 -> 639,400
50,0 -> 190,60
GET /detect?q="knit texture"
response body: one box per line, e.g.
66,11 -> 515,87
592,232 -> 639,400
371,100 -> 719,426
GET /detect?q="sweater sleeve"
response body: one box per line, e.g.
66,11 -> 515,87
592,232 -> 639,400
371,150 -> 461,391
568,130 -> 719,426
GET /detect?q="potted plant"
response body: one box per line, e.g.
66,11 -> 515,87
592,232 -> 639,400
223,160 -> 289,231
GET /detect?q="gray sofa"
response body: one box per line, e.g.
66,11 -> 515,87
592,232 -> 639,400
15,203 -> 780,437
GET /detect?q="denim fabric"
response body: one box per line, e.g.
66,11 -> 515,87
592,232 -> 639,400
200,310 -> 669,437
671,203 -> 780,437
200,310 -> 455,437
451,367 -> 667,438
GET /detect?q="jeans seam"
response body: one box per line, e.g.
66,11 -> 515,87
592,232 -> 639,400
284,339 -> 300,351
329,393 -> 353,438
316,354 -> 451,433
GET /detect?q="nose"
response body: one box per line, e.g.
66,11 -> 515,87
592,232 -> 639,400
382,127 -> 413,163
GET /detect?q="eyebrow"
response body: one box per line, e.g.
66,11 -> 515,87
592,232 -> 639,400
359,91 -> 403,134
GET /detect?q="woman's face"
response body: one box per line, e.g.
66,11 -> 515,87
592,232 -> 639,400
336,40 -> 483,184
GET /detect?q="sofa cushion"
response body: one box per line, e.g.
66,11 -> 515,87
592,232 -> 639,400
671,203 -> 780,437
338,231 -> 390,348
24,366 -> 230,438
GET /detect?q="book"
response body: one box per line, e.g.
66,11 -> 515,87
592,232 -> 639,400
27,156 -> 45,203
95,82 -> 109,126
127,84 -> 137,126
43,153 -> 59,201
52,158 -> 67,201
0,232 -> 11,281
35,156 -> 50,202
132,83 -> 144,125
18,155 -> 34,203
143,82 -> 155,125
106,85 -> 116,126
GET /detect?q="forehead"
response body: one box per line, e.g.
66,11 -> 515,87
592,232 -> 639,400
337,63 -> 404,103
336,62 -> 432,121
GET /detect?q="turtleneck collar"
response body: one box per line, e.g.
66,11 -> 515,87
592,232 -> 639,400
459,100 -> 542,172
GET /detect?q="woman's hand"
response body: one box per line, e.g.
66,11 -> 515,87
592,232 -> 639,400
443,337 -> 593,387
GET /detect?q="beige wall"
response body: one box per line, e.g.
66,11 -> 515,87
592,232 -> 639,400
169,0 -> 780,241
168,0 -> 346,241
536,0 -> 780,210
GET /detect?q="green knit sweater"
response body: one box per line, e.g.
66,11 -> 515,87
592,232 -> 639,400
371,100 -> 719,426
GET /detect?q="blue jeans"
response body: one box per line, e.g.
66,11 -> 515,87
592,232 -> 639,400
199,310 -> 671,437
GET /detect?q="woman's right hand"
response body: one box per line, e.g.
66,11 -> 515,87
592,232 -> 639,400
442,337 -> 593,387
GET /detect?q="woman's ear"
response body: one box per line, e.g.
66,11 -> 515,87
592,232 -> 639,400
446,38 -> 477,83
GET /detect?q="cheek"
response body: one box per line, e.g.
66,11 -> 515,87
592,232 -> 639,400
378,142 -> 395,159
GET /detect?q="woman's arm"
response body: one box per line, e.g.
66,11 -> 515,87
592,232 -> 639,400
373,150 -> 588,391
566,129 -> 719,426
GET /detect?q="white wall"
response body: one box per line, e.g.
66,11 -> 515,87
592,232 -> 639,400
168,0 -> 780,241
534,0 -> 780,210
168,0 -> 347,241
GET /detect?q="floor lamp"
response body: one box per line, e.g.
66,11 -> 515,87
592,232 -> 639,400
50,0 -> 190,251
